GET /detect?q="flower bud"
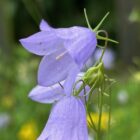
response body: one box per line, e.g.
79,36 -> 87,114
83,62 -> 104,88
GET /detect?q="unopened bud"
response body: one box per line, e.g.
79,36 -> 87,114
83,62 -> 104,88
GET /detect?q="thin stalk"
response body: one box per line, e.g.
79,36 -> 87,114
97,88 -> 103,140
73,79 -> 87,96
88,111 -> 97,132
76,83 -> 85,95
82,81 -> 97,132
98,30 -> 108,62
88,121 -> 95,131
97,91 -> 100,108
108,88 -> 112,140
86,81 -> 98,108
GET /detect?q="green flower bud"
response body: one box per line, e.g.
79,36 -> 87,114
83,62 -> 104,88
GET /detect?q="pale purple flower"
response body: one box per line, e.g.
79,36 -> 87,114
94,49 -> 115,69
29,74 -> 89,140
0,113 -> 10,129
20,20 -> 97,89
38,96 -> 88,140
29,73 -> 89,103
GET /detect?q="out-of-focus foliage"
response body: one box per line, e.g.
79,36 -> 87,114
110,72 -> 140,140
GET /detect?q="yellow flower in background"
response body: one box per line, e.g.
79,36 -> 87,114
1,95 -> 15,109
18,121 -> 38,140
87,112 -> 109,131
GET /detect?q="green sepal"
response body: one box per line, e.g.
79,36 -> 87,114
96,35 -> 119,44
93,12 -> 110,32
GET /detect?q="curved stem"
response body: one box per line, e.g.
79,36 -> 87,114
73,79 -> 86,96
98,30 -> 108,62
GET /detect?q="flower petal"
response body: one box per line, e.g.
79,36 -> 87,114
55,27 -> 84,40
39,20 -> 52,31
37,96 -> 88,140
19,31 -> 63,56
61,27 -> 97,68
28,82 -> 65,104
38,47 -> 79,86
63,65 -> 80,96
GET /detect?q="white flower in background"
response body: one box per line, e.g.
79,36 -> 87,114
88,134 -> 94,140
0,113 -> 10,129
117,90 -> 129,104
94,49 -> 115,69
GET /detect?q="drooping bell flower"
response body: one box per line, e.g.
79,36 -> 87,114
38,96 -> 88,140
19,20 -> 97,88
28,73 -> 89,140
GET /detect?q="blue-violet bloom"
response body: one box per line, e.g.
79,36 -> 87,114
20,20 -> 97,90
29,74 -> 89,140
38,96 -> 88,140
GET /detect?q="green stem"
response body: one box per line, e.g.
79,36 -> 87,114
100,50 -> 105,62
86,81 -> 98,108
76,80 -> 98,132
108,88 -> 112,140
97,30 -> 108,63
88,110 -> 97,132
76,84 -> 84,95
81,80 -> 98,132
97,88 -> 103,140
85,82 -> 99,133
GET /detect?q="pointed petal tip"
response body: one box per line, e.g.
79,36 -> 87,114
19,38 -> 28,48
28,91 -> 33,99
28,84 -> 65,104
28,87 -> 38,101
19,38 -> 30,45
40,19 -> 47,26
19,38 -> 24,44
39,19 -> 52,31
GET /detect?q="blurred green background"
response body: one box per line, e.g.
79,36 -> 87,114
0,0 -> 140,140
